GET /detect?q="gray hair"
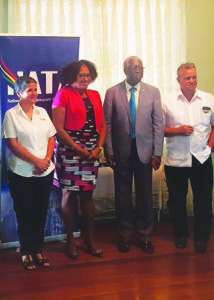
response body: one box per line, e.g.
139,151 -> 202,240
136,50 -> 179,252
14,76 -> 37,93
177,63 -> 196,77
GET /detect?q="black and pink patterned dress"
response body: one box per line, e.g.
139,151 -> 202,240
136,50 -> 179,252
54,96 -> 99,191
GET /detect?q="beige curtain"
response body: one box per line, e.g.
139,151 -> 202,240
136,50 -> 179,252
1,0 -> 187,215
2,0 -> 186,99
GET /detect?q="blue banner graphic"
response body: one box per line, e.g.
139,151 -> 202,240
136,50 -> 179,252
0,35 -> 79,244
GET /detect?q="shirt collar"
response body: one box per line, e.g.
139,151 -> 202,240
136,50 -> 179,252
17,102 -> 36,113
177,89 -> 202,101
125,81 -> 141,92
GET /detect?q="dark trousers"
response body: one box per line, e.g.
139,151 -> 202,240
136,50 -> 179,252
114,139 -> 153,241
165,155 -> 213,242
8,170 -> 54,256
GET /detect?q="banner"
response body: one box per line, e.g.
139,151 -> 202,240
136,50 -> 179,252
0,35 -> 79,244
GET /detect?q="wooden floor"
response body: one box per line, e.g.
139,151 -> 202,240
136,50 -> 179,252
1,217 -> 214,300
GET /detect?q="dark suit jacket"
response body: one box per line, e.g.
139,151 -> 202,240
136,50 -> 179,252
103,80 -> 164,164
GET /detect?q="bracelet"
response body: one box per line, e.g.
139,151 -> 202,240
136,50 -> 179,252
46,158 -> 51,163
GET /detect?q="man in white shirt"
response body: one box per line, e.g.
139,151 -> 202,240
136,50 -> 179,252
163,62 -> 214,253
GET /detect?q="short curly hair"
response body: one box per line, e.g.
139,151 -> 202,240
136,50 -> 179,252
60,59 -> 97,86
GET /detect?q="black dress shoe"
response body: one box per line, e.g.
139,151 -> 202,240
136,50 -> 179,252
66,243 -> 78,260
175,238 -> 187,249
83,238 -> 103,258
195,241 -> 207,254
67,249 -> 78,260
140,241 -> 154,254
88,248 -> 103,257
118,240 -> 130,253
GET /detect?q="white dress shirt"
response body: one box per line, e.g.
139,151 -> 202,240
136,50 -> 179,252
163,89 -> 214,167
2,103 -> 56,177
125,81 -> 141,108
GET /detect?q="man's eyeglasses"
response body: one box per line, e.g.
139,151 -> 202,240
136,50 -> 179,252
129,66 -> 144,71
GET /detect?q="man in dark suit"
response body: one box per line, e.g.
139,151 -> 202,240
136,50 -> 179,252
103,56 -> 164,254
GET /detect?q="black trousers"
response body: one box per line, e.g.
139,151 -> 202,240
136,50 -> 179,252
165,155 -> 213,242
114,139 -> 153,241
8,170 -> 54,256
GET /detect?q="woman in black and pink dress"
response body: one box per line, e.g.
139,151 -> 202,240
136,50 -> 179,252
52,60 -> 106,259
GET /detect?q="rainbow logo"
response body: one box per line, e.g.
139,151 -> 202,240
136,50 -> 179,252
0,54 -> 17,84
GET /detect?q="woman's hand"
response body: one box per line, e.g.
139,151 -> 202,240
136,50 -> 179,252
33,158 -> 50,174
52,106 -> 91,160
5,138 -> 51,174
88,147 -> 100,161
33,167 -> 44,175
76,147 -> 91,160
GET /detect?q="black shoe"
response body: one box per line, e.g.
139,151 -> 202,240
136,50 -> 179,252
195,241 -> 207,254
118,240 -> 130,253
88,248 -> 103,257
175,238 -> 187,249
33,254 -> 50,268
21,255 -> 36,271
66,243 -> 78,260
83,237 -> 103,258
67,249 -> 78,260
140,241 -> 154,254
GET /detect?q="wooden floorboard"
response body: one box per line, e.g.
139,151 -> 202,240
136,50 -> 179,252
1,218 -> 214,299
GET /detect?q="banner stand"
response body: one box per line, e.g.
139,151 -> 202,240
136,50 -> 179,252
0,35 -> 80,247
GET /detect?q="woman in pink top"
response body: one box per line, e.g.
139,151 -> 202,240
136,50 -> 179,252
52,60 -> 106,259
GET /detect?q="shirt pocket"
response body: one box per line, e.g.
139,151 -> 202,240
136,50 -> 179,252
200,109 -> 211,125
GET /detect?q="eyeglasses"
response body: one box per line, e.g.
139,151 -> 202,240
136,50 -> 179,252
77,73 -> 91,78
129,66 -> 144,71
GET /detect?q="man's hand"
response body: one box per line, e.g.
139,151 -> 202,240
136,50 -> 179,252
151,155 -> 161,170
165,125 -> 194,137
178,125 -> 194,136
106,155 -> 116,168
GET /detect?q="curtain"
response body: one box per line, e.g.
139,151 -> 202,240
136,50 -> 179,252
1,0 -> 186,99
1,0 -> 195,215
